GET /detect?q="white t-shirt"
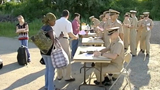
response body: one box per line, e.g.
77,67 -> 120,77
52,17 -> 73,38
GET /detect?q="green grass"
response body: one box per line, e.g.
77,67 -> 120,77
0,19 -> 43,38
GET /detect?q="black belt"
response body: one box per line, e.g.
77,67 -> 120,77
62,37 -> 68,39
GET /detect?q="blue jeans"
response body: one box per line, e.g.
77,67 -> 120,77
42,55 -> 55,90
72,39 -> 79,57
20,40 -> 30,61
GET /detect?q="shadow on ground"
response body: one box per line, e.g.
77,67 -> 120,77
129,52 -> 150,90
4,69 -> 44,90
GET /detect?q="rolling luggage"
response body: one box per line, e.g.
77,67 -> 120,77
17,45 -> 28,65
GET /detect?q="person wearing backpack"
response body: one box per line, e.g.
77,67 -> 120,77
16,15 -> 30,62
41,12 -> 64,90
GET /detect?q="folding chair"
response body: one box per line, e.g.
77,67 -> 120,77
109,53 -> 132,90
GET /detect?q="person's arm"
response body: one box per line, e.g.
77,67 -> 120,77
149,19 -> 154,30
75,21 -> 80,31
119,33 -> 124,41
102,42 -> 122,59
48,30 -> 55,44
99,47 -> 110,54
16,28 -> 25,33
23,24 -> 29,32
102,53 -> 118,60
16,23 -> 29,33
68,32 -> 78,40
119,24 -> 124,41
67,22 -> 78,40
93,45 -> 110,57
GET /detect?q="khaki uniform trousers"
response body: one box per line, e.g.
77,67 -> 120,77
94,63 -> 121,82
103,31 -> 110,48
124,27 -> 130,49
57,38 -> 72,80
130,29 -> 137,55
136,30 -> 145,50
141,30 -> 151,54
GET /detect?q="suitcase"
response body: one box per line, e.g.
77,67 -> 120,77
17,45 -> 28,65
0,59 -> 3,69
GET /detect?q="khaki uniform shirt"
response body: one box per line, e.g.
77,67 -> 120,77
93,18 -> 100,27
105,19 -> 123,34
96,37 -> 124,70
141,18 -> 153,31
137,19 -> 143,31
99,21 -> 106,37
130,16 -> 138,30
109,37 -> 124,69
123,19 -> 131,30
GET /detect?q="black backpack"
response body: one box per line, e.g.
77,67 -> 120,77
0,59 -> 3,69
17,46 -> 28,65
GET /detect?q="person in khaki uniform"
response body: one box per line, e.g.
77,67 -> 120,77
136,15 -> 145,52
130,10 -> 138,57
89,16 -> 100,36
93,27 -> 124,85
103,11 -> 111,48
98,14 -> 106,38
123,12 -> 131,51
141,12 -> 153,56
107,9 -> 124,41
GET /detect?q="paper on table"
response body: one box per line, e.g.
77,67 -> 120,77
79,53 -> 94,57
79,30 -> 86,35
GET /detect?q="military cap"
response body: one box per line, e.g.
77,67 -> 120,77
108,27 -> 119,36
103,11 -> 109,15
140,15 -> 144,17
99,14 -> 104,20
124,12 -> 130,16
109,9 -> 120,14
89,16 -> 95,20
143,12 -> 150,15
130,10 -> 137,13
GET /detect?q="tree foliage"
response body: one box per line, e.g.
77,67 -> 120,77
0,0 -> 160,21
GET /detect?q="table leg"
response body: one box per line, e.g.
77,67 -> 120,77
83,62 -> 87,84
99,63 -> 103,86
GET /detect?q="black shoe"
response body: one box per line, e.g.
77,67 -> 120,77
27,60 -> 31,63
104,76 -> 111,82
146,54 -> 149,57
112,77 -> 117,81
0,63 -> 3,69
57,77 -> 63,80
132,55 -> 136,57
65,78 -> 75,82
140,49 -> 145,53
94,80 -> 100,85
103,76 -> 112,86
